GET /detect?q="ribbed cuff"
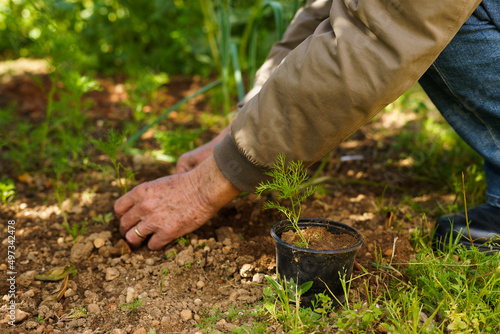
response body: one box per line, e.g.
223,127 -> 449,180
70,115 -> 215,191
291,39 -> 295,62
213,134 -> 270,193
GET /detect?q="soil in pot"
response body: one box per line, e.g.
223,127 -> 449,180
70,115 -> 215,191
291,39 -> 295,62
281,226 -> 359,250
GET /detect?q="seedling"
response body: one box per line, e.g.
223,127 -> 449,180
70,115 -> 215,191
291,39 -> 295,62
92,212 -> 113,224
256,153 -> 317,248
175,235 -> 190,247
92,129 -> 135,194
62,221 -> 88,244
160,269 -> 169,294
35,315 -> 44,323
120,297 -> 145,313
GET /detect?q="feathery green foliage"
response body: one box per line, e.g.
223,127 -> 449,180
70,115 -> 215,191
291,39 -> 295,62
256,153 -> 317,248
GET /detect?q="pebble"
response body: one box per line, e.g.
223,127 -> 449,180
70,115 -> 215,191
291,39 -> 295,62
70,242 -> 94,263
384,249 -> 393,257
0,309 -> 29,324
87,303 -> 100,315
94,238 -> 107,249
145,258 -> 155,266
196,280 -> 205,289
26,320 -> 38,329
176,247 -> 194,266
252,273 -> 265,284
180,309 -> 192,321
240,264 -> 254,278
64,288 -> 76,298
105,267 -> 120,281
194,298 -> 202,306
18,270 -> 36,287
25,289 -> 35,297
126,287 -> 137,303
132,328 -> 147,334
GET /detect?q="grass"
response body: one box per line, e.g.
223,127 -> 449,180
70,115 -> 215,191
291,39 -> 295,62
192,228 -> 499,333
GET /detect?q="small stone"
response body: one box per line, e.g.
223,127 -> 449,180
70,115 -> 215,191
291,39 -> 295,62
126,287 -> 137,303
87,303 -> 100,315
94,238 -> 106,249
180,309 -> 192,321
145,258 -> 155,266
132,328 -> 147,334
18,270 -> 36,287
105,267 -> 120,281
64,288 -> 76,298
25,289 -> 35,297
26,320 -> 38,329
384,249 -> 393,257
215,226 -> 240,244
176,247 -> 194,266
110,239 -> 131,256
0,309 -> 29,324
110,329 -> 124,334
70,242 -> 94,263
196,280 -> 205,289
252,273 -> 265,284
240,264 -> 254,278
194,298 -> 202,306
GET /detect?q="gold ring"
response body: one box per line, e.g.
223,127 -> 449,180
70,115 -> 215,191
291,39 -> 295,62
134,227 -> 146,238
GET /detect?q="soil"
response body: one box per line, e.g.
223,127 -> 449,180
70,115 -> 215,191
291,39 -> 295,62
281,226 -> 359,251
0,60 -> 454,333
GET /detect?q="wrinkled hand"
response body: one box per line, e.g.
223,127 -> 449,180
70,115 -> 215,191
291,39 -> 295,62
115,155 -> 240,250
176,125 -> 230,174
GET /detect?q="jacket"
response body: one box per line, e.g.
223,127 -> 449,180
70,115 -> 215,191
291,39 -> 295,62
213,0 -> 482,193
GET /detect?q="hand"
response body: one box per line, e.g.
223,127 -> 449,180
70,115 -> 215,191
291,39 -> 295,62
176,125 -> 230,174
115,155 -> 240,250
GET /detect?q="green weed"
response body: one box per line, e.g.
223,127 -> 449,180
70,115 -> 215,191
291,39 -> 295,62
62,221 -> 88,244
120,297 -> 145,314
160,269 -> 169,294
91,129 -> 135,194
92,212 -> 113,224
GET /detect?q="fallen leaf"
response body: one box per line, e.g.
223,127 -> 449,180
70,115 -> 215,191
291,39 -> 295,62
35,265 -> 77,281
40,274 -> 69,306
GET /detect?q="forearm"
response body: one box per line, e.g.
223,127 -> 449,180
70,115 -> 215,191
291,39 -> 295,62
216,0 -> 481,193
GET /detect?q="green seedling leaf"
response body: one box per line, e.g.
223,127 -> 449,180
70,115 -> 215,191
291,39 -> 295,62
35,265 -> 77,281
297,281 -> 313,295
265,275 -> 282,292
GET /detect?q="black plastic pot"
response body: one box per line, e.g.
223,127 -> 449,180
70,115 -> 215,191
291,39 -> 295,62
270,218 -> 363,306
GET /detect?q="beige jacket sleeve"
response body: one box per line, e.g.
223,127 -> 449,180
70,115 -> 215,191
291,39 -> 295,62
240,0 -> 333,107
214,0 -> 481,193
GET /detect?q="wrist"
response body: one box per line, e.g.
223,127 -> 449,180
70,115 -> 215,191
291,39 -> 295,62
190,155 -> 241,212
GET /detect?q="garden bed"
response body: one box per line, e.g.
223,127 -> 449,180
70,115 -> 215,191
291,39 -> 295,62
0,68 -> 453,333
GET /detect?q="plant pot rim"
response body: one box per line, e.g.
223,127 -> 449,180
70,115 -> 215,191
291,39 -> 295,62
270,218 -> 363,254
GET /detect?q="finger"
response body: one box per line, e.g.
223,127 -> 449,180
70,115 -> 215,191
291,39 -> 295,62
118,205 -> 143,236
125,221 -> 151,248
114,191 -> 136,218
148,232 -> 174,251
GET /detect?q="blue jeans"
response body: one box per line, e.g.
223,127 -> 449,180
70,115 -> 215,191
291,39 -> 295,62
419,0 -> 500,208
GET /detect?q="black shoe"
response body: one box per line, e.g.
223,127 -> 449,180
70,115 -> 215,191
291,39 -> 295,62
433,204 -> 500,252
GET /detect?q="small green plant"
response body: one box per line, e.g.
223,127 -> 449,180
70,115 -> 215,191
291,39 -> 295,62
175,235 -> 190,247
92,212 -> 113,224
92,129 -> 135,194
263,274 -> 319,332
35,315 -> 44,323
0,176 -> 16,205
62,221 -> 88,244
256,153 -> 317,248
120,297 -> 145,314
160,269 -> 169,294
